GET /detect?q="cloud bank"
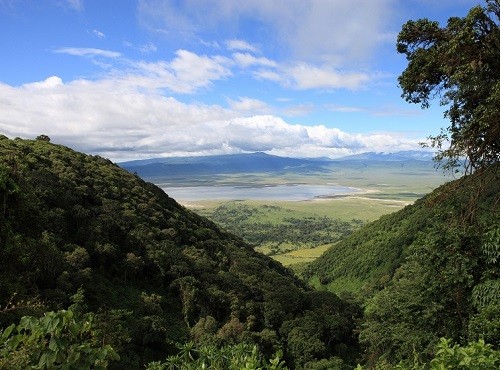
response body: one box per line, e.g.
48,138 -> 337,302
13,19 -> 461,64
0,0 -> 423,161
0,75 -> 419,161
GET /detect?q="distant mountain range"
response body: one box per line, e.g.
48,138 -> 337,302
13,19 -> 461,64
119,150 -> 434,177
335,150 -> 434,161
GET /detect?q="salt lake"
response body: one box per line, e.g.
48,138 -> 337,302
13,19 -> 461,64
161,184 -> 360,202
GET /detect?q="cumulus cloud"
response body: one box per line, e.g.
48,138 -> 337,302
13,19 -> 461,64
22,76 -> 64,89
0,76 -> 420,161
129,49 -> 232,93
56,47 -> 233,94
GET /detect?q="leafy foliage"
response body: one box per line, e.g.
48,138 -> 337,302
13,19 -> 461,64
429,338 -> 500,370
305,163 -> 499,365
147,341 -> 288,370
0,309 -> 119,369
397,0 -> 500,173
359,166 -> 500,365
357,338 -> 500,370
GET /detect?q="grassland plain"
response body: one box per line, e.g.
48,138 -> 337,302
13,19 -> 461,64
156,161 -> 455,268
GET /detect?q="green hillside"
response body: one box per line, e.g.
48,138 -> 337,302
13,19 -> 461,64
305,165 -> 500,363
303,193 -> 434,296
304,167 -> 500,294
0,136 -> 361,369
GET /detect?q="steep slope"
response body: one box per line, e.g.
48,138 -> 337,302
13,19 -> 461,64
0,136 -> 360,369
305,165 -> 500,363
304,167 -> 499,297
303,196 -> 431,296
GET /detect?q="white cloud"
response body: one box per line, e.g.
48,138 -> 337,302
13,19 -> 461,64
137,1 -> 389,92
227,97 -> 272,115
226,39 -> 259,53
199,39 -> 221,48
256,63 -> 373,90
130,49 -> 232,93
253,69 -> 286,84
273,0 -> 395,64
326,104 -> 365,113
54,47 -> 121,58
0,76 -> 420,161
232,53 -> 276,68
371,104 -> 423,117
283,103 -> 314,117
285,64 -> 371,90
65,0 -> 83,11
92,29 -> 106,38
55,47 -> 232,94
123,41 -> 158,54
325,103 -> 423,117
22,76 -> 63,89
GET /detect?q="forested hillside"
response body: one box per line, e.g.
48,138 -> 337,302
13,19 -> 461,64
0,135 -> 361,369
305,163 -> 500,365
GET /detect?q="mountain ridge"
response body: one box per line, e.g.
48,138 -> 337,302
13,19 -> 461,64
119,150 -> 434,177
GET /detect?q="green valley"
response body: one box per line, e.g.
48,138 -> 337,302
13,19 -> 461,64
164,161 -> 453,268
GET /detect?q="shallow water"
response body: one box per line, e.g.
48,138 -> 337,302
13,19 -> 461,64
161,184 -> 360,201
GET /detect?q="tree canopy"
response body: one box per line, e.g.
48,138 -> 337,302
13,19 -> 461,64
397,0 -> 500,173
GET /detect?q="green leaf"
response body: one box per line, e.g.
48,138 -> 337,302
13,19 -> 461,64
6,334 -> 22,351
68,322 -> 80,336
48,336 -> 61,352
19,316 -> 38,331
1,324 -> 15,341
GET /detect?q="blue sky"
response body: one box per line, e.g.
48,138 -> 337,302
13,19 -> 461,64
0,0 -> 482,161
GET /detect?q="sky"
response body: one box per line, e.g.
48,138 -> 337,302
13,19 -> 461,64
0,0 -> 483,162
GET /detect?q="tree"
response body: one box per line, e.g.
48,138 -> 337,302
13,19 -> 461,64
397,0 -> 500,173
35,135 -> 51,142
